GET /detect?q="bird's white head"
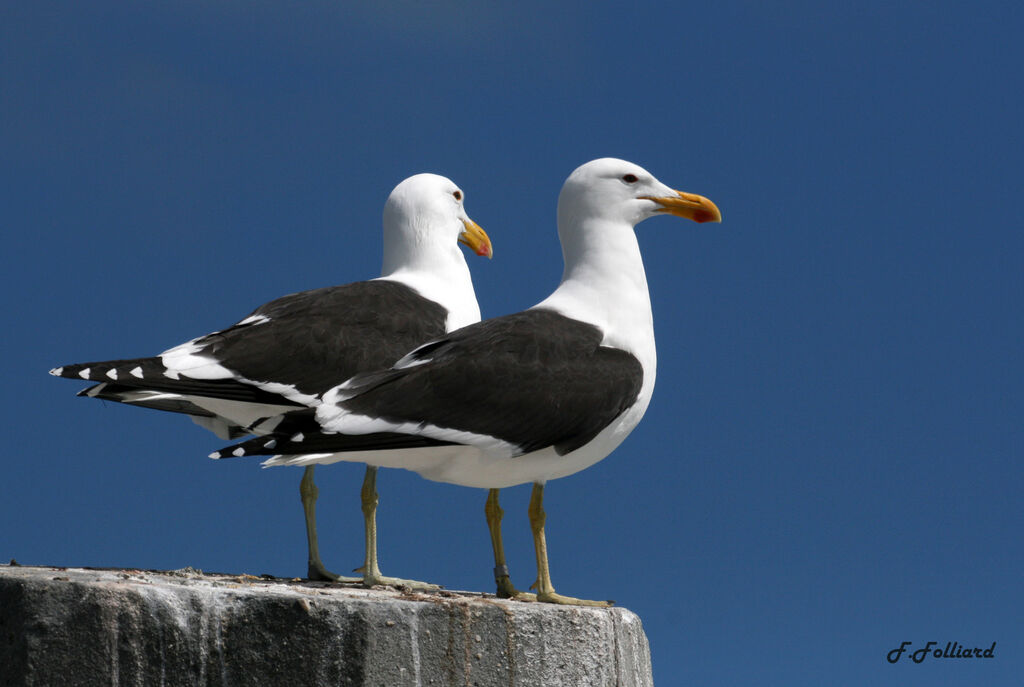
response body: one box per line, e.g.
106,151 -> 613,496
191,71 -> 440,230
546,158 -> 722,325
381,173 -> 492,276
557,158 -> 721,229
541,159 -> 721,387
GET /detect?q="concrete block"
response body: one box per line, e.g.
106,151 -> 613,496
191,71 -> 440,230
0,564 -> 653,686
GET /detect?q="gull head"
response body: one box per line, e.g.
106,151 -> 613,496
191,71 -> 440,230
383,173 -> 492,272
558,158 -> 721,229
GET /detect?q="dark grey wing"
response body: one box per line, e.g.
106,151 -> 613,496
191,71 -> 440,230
335,308 -> 644,456
50,280 -> 449,404
196,280 -> 448,397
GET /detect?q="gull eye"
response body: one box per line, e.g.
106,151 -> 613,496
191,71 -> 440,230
622,174 -> 638,184
452,190 -> 463,201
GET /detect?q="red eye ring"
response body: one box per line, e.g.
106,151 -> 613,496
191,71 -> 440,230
622,174 -> 638,183
453,190 -> 463,200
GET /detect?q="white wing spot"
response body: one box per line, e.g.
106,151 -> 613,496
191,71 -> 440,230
232,448 -> 246,457
237,314 -> 271,326
264,439 -> 277,449
50,367 -> 63,376
79,368 -> 91,380
292,433 -> 305,442
130,366 -> 144,378
106,368 -> 118,380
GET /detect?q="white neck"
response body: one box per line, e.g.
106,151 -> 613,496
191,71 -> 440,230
378,244 -> 482,332
536,215 -> 655,364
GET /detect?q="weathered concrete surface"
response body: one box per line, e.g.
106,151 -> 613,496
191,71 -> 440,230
0,564 -> 652,687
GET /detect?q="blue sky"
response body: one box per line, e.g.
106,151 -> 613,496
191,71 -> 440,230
3,2 -> 1021,685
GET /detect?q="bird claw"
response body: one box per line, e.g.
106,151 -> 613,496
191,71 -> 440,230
495,575 -> 535,600
307,561 -> 361,583
536,590 -> 615,607
511,591 -> 539,602
362,574 -> 442,591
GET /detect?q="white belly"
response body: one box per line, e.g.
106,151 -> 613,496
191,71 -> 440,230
265,397 -> 650,488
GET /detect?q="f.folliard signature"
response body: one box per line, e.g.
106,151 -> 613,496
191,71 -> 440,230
888,641 -> 996,664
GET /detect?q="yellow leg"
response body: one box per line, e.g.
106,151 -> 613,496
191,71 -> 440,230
358,466 -> 440,590
485,489 -> 535,600
300,466 -> 359,582
528,482 -> 613,607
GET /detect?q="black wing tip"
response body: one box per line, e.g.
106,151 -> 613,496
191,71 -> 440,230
211,436 -> 279,459
209,447 -> 247,459
50,364 -> 89,379
50,363 -> 103,381
48,360 -> 150,382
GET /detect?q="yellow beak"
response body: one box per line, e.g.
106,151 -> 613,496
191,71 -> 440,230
459,218 -> 493,258
642,190 -> 722,223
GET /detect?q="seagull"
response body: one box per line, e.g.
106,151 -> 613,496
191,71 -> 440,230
212,158 -> 721,605
50,173 -> 492,588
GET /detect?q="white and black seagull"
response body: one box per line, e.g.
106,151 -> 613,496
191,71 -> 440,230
214,158 -> 721,605
50,173 -> 493,588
